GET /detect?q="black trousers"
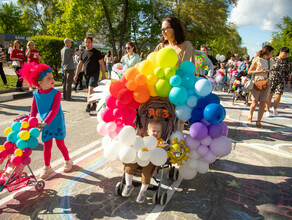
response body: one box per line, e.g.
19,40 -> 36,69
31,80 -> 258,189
0,62 -> 7,85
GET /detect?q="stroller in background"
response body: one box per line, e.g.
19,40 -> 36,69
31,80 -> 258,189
232,70 -> 250,105
115,96 -> 179,205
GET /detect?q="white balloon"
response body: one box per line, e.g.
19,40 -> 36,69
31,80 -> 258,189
102,136 -> 111,147
144,136 -> 157,151
179,164 -> 198,180
119,126 -> 136,146
97,111 -> 103,122
133,136 -> 145,152
104,140 -> 120,161
170,131 -> 185,143
197,160 -> 209,174
200,135 -> 212,146
215,54 -> 220,61
150,148 -> 167,166
137,157 -> 150,167
186,96 -> 198,108
138,149 -> 151,161
119,146 -> 137,163
220,55 -> 225,62
215,74 -> 224,83
190,150 -> 200,160
187,159 -> 199,169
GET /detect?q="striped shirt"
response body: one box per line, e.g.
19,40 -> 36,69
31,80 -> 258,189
0,50 -> 6,63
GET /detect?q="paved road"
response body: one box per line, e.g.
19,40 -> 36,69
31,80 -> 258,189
0,89 -> 291,219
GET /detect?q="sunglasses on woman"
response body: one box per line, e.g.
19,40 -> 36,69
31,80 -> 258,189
125,46 -> 131,50
161,26 -> 172,33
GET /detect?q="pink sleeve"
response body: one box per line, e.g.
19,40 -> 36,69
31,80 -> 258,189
29,96 -> 38,117
43,91 -> 61,125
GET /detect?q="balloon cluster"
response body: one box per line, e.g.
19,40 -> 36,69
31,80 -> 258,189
232,79 -> 240,89
194,51 -> 207,72
213,70 -> 225,83
1,117 -> 40,166
216,54 -> 225,62
103,126 -> 168,167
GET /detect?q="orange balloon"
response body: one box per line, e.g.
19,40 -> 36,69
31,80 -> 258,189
126,80 -> 137,91
135,74 -> 147,86
134,86 -> 150,103
125,67 -> 139,81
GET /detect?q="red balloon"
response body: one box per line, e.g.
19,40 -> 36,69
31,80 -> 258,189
7,148 -> 15,155
0,150 -> 8,159
117,88 -> 133,105
113,108 -> 123,118
22,156 -> 31,165
105,95 -> 117,109
110,81 -> 125,98
116,100 -> 126,109
123,108 -> 131,116
3,141 -> 13,150
22,148 -> 32,156
100,108 -> 114,123
122,113 -> 136,126
11,155 -> 22,166
28,117 -> 38,127
127,99 -> 140,110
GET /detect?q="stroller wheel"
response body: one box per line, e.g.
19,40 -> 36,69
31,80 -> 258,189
152,191 -> 159,204
173,169 -> 179,181
160,192 -> 167,206
35,180 -> 45,192
115,182 -> 124,196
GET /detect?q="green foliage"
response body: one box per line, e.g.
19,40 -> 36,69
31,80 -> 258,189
28,35 -> 64,75
269,16 -> 292,60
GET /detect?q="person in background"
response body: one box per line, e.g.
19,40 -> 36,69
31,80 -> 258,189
266,47 -> 291,116
238,55 -> 251,72
113,56 -> 119,64
10,40 -> 25,92
140,52 -> 146,62
248,45 -> 274,129
25,41 -> 42,90
61,38 -> 75,101
8,44 -> 13,57
0,44 -> 7,86
73,47 -> 84,91
200,44 -> 217,69
121,42 -> 140,68
74,36 -> 106,112
104,50 -> 113,78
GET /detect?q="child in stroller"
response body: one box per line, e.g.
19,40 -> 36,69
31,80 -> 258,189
232,70 -> 250,105
116,96 -> 178,204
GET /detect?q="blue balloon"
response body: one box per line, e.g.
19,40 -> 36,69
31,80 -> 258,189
191,108 -> 203,122
27,137 -> 39,149
16,139 -> 28,149
203,103 -> 226,124
187,89 -> 196,96
180,61 -> 196,74
169,75 -> 182,87
7,131 -> 18,143
169,86 -> 188,106
205,93 -> 220,104
188,118 -> 196,125
197,98 -> 208,110
194,78 -> 212,97
11,122 -> 21,132
186,96 -> 198,108
175,105 -> 192,121
175,68 -> 185,77
181,73 -> 197,89
29,128 -> 41,138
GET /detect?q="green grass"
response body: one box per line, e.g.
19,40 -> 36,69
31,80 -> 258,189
0,75 -> 18,90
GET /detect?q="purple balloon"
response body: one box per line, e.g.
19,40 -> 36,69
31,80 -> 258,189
203,150 -> 217,163
197,145 -> 209,156
189,122 -> 208,140
208,123 -> 224,138
208,78 -> 216,90
184,135 -> 200,150
222,122 -> 228,136
210,136 -> 232,157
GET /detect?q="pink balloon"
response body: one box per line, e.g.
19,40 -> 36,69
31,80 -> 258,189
3,141 -> 13,150
116,100 -> 126,109
22,148 -> 32,156
100,108 -> 115,123
197,145 -> 209,156
7,148 -> 15,155
115,125 -> 123,134
109,131 -> 118,139
203,151 -> 217,163
115,119 -> 124,126
97,122 -> 109,136
11,155 -> 22,166
106,122 -> 117,132
22,156 -> 31,165
105,95 -> 117,109
0,177 -> 5,185
113,108 -> 123,118
0,150 -> 8,159
123,108 -> 131,116
28,117 -> 38,127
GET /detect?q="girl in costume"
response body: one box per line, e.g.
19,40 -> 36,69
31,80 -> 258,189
20,63 -> 73,179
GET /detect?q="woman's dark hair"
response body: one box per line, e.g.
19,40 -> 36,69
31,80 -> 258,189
256,45 -> 274,58
107,50 -> 111,57
279,47 -> 289,53
126,42 -> 137,54
160,16 -> 186,45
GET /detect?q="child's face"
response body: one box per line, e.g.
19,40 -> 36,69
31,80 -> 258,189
39,72 -> 55,90
147,123 -> 162,139
220,63 -> 225,69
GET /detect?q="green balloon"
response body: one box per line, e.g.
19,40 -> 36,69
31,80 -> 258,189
156,48 -> 178,68
164,67 -> 175,79
154,67 -> 165,79
155,79 -> 172,97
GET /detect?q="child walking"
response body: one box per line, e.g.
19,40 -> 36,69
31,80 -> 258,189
122,120 -> 166,203
20,63 -> 73,179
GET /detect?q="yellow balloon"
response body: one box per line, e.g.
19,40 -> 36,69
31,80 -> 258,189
147,84 -> 157,97
164,67 -> 176,79
146,74 -> 158,86
19,130 -> 30,140
22,121 -> 30,129
156,48 -> 178,68
0,145 -> 5,151
147,52 -> 157,67
138,60 -> 155,76
14,149 -> 23,157
4,127 -> 12,136
134,62 -> 140,69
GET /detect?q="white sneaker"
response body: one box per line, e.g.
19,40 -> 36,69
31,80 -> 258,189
273,108 -> 279,116
265,111 -> 270,117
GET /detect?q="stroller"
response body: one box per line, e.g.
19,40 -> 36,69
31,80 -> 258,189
0,159 -> 45,193
232,71 -> 250,105
115,96 -> 179,205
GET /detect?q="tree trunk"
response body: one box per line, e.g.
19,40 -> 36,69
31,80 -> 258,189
118,0 -> 128,60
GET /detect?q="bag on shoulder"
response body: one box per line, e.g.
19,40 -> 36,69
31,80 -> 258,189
254,80 -> 268,91
12,61 -> 20,67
